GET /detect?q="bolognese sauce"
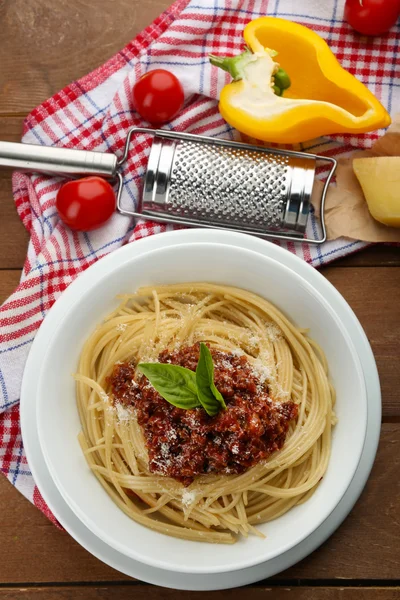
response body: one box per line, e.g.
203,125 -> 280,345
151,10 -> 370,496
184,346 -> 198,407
109,344 -> 298,485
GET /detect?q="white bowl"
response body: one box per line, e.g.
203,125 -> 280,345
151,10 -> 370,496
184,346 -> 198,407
36,241 -> 367,574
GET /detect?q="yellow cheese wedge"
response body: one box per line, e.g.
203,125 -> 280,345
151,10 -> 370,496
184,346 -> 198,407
353,157 -> 400,227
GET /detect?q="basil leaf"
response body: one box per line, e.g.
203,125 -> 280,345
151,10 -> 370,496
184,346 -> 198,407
137,363 -> 201,410
196,343 -> 226,417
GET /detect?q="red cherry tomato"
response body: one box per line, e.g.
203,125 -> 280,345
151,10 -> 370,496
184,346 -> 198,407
344,0 -> 400,35
132,69 -> 184,125
56,176 -> 115,232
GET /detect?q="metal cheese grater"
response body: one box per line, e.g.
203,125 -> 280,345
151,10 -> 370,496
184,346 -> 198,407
0,127 -> 336,244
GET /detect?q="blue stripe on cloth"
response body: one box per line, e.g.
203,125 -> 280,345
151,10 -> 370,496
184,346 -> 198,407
52,107 -> 107,146
42,211 -> 58,234
148,58 -> 209,68
83,233 -> 96,258
0,369 -> 9,404
99,127 -> 113,152
202,0 -> 219,95
123,173 -> 143,186
272,0 -> 282,16
326,0 -> 340,43
30,128 -> 46,146
0,398 -> 19,410
144,37 -> 152,73
311,214 -> 324,266
122,178 -> 139,208
118,49 -> 135,67
320,240 -> 360,261
0,338 -> 35,356
29,203 -> 48,235
32,209 -> 57,236
199,29 -> 208,93
266,11 -> 344,24
28,227 -> 135,274
301,140 -> 334,152
104,109 -> 135,122
38,265 -> 47,319
27,195 -> 55,237
74,82 -> 103,113
208,126 -> 235,137
12,440 -> 24,485
387,33 -> 400,114
188,4 -> 269,17
1,468 -> 32,477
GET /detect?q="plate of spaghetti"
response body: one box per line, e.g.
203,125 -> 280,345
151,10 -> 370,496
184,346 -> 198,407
36,241 -> 367,574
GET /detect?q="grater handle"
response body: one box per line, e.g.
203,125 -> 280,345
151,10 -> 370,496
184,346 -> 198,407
0,141 -> 118,178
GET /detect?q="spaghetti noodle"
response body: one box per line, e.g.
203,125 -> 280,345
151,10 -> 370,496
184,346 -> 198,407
75,283 -> 335,544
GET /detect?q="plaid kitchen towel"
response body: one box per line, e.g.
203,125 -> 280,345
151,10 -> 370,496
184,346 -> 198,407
1,0 -> 399,523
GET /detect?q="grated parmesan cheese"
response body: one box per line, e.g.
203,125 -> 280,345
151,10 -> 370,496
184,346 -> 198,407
265,324 -> 282,341
116,323 -> 127,332
116,403 -> 133,422
181,490 -> 196,507
250,360 -> 270,384
248,334 -> 260,347
160,443 -> 170,458
166,429 -> 177,442
273,385 -> 290,401
231,348 -> 244,357
220,359 -> 233,370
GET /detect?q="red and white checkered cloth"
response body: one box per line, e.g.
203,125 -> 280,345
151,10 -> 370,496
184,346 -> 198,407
1,0 -> 399,524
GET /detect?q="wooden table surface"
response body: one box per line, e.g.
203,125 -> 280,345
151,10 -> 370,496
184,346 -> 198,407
0,1 -> 399,598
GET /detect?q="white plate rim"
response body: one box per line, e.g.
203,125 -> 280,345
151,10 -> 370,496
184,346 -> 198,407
20,229 -> 381,590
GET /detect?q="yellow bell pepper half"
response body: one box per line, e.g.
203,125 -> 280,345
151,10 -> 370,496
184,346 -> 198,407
213,17 -> 391,144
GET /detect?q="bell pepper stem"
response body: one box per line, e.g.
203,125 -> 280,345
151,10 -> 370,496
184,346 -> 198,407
209,48 -> 254,81
210,48 -> 291,96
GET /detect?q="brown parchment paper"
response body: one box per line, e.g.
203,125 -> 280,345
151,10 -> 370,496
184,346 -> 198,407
312,114 -> 400,243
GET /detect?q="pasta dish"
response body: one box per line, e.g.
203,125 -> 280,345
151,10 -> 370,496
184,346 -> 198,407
75,283 -> 335,544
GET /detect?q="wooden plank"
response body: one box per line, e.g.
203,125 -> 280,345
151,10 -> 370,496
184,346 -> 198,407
323,267 -> 400,417
3,266 -> 399,417
333,246 -> 400,267
0,271 -> 21,301
0,117 -> 23,141
0,117 -> 29,268
0,423 -> 398,584
0,0 -> 172,114
0,178 -> 30,270
0,587 -> 398,599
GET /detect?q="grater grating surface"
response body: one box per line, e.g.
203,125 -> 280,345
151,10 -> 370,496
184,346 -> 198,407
167,141 -> 289,231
